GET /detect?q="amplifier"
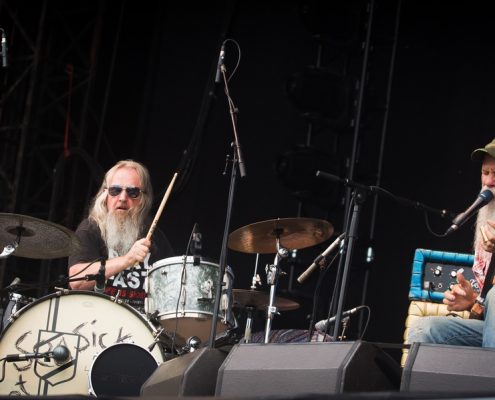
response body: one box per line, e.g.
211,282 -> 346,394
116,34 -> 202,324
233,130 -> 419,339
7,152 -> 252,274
409,249 -> 477,303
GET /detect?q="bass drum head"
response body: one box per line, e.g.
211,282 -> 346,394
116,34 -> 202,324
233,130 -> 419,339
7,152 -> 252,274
0,290 -> 163,396
89,343 -> 159,397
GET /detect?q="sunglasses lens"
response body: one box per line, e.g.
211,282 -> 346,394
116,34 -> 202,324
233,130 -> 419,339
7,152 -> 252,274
126,188 -> 141,198
108,186 -> 141,198
108,186 -> 123,196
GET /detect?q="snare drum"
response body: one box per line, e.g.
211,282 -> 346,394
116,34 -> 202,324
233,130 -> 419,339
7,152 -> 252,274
146,256 -> 235,344
0,291 -> 164,396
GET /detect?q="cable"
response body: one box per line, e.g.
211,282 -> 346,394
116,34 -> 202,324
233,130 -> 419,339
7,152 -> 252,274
356,305 -> 371,340
424,210 -> 448,238
170,225 -> 197,353
68,258 -> 103,279
307,250 -> 341,340
222,38 -> 241,83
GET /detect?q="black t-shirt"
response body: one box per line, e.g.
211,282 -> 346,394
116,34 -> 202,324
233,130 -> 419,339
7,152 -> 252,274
68,218 -> 174,312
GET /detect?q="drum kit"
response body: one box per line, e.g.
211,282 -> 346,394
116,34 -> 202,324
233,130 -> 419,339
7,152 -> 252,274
0,213 -> 333,396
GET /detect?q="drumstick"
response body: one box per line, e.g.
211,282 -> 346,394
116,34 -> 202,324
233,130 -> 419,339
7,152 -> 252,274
146,172 -> 178,241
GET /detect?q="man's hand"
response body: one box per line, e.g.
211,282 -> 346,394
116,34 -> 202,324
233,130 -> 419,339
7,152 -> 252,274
125,238 -> 151,266
443,272 -> 477,311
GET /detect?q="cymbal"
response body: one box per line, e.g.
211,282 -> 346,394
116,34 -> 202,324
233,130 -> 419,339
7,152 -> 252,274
228,217 -> 333,254
233,289 -> 300,311
0,213 -> 80,259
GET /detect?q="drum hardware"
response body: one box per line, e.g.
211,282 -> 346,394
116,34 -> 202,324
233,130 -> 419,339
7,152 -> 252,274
232,290 -> 300,344
263,236 -> 289,343
0,242 -> 17,259
243,306 -> 255,343
250,253 -> 261,289
180,335 -> 202,354
0,213 -> 80,259
229,218 -> 331,343
198,297 -> 214,303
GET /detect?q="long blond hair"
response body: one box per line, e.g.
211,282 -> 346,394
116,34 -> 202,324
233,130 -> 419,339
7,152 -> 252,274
89,160 -> 153,238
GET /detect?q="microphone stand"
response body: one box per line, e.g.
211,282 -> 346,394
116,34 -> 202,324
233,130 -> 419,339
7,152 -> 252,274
207,51 -> 246,349
315,170 -> 450,340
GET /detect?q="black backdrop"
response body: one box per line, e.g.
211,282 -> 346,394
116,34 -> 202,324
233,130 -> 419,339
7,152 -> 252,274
3,0 -> 495,347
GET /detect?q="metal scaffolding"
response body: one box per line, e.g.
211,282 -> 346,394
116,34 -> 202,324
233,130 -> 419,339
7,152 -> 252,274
0,0 -> 117,291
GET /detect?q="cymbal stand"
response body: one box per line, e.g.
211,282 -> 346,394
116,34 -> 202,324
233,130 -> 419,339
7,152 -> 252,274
264,235 -> 288,343
0,227 -> 22,259
250,253 -> 261,289
243,306 -> 255,343
0,242 -> 17,259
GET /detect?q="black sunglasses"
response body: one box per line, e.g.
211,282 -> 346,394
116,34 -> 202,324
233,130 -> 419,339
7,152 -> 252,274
107,185 -> 144,199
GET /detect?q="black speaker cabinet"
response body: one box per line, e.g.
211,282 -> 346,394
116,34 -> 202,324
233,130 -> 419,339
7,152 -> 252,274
140,347 -> 228,396
215,340 -> 400,397
401,343 -> 495,392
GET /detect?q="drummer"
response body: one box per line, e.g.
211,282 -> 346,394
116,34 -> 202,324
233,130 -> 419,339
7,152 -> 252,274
68,160 -> 174,312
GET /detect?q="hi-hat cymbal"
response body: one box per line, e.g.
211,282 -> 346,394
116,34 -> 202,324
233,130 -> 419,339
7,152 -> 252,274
0,213 -> 80,259
228,217 -> 333,254
233,289 -> 300,311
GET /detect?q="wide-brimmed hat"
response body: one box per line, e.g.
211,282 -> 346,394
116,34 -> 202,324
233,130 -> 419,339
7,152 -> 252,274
471,138 -> 495,161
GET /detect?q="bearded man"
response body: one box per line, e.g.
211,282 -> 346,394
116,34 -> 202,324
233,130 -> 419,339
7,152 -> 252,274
407,139 -> 495,347
69,160 -> 174,312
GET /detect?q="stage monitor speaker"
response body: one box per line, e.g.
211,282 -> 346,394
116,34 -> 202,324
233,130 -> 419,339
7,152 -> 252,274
140,347 -> 228,396
215,340 -> 400,397
401,343 -> 495,392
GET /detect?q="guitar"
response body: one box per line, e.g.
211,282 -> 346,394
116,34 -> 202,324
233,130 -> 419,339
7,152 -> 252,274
470,253 -> 495,319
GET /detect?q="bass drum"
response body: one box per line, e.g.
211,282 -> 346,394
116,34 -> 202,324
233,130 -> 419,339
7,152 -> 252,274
0,290 -> 164,396
146,256 -> 235,345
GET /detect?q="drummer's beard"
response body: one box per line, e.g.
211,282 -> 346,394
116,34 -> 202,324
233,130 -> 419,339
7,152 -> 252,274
474,193 -> 495,250
104,209 -> 143,256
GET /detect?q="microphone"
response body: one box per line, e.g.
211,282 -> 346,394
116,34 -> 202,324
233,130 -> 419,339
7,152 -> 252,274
315,305 -> 366,332
445,189 -> 494,235
215,43 -> 225,83
6,345 -> 71,363
190,223 -> 202,266
52,345 -> 71,364
7,277 -> 21,289
1,29 -> 7,68
94,260 -> 106,294
297,233 -> 345,283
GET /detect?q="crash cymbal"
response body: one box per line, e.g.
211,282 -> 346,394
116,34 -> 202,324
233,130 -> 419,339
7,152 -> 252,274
0,213 -> 80,259
228,217 -> 333,254
233,289 -> 300,311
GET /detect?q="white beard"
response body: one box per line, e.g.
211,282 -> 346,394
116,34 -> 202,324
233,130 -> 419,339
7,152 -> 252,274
474,190 -> 495,248
104,211 -> 142,256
